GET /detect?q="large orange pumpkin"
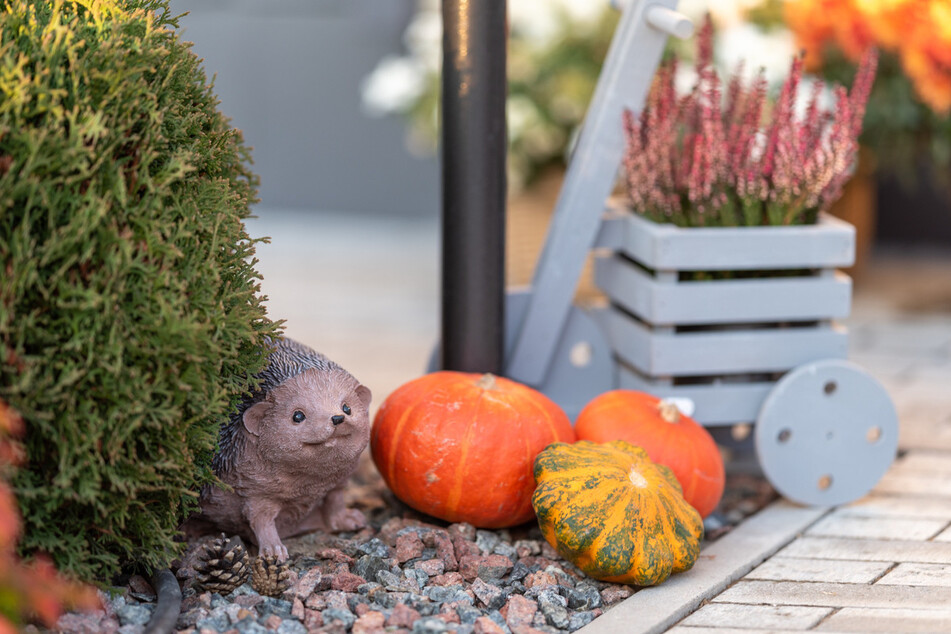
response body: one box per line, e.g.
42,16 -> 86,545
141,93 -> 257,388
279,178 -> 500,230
575,391 -> 725,518
371,372 -> 576,527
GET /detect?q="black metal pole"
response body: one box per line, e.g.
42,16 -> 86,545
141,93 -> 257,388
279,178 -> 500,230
440,0 -> 507,374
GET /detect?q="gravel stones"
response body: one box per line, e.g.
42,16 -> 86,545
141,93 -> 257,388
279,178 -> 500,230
566,584 -> 601,611
353,554 -> 390,581
115,603 -> 152,627
61,516 -> 642,634
470,579 -> 506,611
600,584 -> 634,605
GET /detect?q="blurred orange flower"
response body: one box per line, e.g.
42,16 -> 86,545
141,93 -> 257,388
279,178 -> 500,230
786,0 -> 951,112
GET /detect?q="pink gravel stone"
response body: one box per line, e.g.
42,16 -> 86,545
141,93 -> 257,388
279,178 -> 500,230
473,616 -> 506,634
386,603 -> 422,629
352,611 -> 386,634
395,533 -> 425,563
317,548 -> 354,564
415,558 -> 446,577
600,585 -> 634,604
501,594 -> 538,629
429,572 -> 465,586
331,571 -> 366,593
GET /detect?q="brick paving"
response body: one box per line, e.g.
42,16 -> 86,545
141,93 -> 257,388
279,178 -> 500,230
248,211 -> 951,633
654,255 -> 951,634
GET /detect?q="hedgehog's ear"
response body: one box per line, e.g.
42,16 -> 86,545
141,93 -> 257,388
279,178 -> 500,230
355,385 -> 372,409
243,401 -> 269,436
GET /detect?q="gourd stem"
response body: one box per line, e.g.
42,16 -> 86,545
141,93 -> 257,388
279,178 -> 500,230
476,373 -> 498,390
658,400 -> 681,424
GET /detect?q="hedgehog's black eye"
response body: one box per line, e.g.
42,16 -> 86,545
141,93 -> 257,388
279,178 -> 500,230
342,404 -> 351,416
292,410 -> 305,424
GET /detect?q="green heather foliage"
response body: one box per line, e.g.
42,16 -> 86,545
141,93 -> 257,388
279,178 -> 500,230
0,0 -> 280,580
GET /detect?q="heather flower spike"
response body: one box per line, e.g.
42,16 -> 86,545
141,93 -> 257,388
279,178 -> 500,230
622,15 -> 878,227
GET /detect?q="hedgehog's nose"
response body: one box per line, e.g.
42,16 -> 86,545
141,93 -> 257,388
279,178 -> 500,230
331,415 -> 345,426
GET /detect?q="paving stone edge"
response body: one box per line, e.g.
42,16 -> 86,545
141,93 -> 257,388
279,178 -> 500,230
577,500 -> 833,634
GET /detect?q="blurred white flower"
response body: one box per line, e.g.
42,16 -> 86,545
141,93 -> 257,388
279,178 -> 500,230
510,0 -> 604,44
404,7 -> 442,71
718,23 -> 796,85
361,55 -> 428,117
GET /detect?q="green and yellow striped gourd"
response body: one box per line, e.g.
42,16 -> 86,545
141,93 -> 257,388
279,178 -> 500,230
532,440 -> 703,586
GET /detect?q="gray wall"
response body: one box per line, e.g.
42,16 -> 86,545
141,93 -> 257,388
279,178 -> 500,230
169,0 -> 439,216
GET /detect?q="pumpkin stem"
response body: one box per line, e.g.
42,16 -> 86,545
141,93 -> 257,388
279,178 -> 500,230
476,373 -> 497,390
658,399 -> 682,424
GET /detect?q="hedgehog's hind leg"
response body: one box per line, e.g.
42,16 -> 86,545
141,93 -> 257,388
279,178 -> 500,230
296,485 -> 367,535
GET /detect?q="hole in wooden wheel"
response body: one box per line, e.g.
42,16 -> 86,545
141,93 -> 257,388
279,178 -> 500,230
569,341 -> 592,368
732,423 -> 751,441
824,380 -> 837,395
777,428 -> 792,444
818,474 -> 833,490
867,426 -> 882,443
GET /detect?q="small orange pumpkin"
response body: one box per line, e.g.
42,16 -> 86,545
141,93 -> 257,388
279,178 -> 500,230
575,390 -> 724,518
371,372 -> 576,527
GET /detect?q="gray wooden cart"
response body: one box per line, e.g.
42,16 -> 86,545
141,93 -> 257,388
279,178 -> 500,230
499,0 -> 898,507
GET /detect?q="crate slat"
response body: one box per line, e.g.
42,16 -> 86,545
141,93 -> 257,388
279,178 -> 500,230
618,364 -> 774,425
596,255 -> 852,325
593,306 -> 849,376
602,202 -> 855,271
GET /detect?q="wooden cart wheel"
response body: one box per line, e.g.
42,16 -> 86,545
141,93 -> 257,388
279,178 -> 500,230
755,360 -> 898,506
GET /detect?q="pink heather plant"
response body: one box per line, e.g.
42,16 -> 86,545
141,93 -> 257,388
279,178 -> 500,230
623,15 -> 878,227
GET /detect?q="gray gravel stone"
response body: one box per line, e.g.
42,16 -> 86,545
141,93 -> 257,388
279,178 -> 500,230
375,591 -> 409,609
210,593 -> 230,609
492,541 -> 518,560
277,619 -> 308,634
567,584 -> 602,610
507,561 -> 531,582
259,597 -> 293,618
229,583 -> 258,597
196,613 -> 230,631
475,531 -> 501,555
455,605 -> 482,625
358,538 -> 391,558
235,617 -> 269,634
569,610 -> 599,631
357,581 -> 382,595
354,554 -> 390,582
116,603 -> 152,627
486,609 -> 512,633
377,569 -> 403,589
537,590 -> 570,630
412,616 -> 449,633
407,567 -> 429,588
323,607 -> 357,628
177,607 -> 209,630
425,584 -> 473,605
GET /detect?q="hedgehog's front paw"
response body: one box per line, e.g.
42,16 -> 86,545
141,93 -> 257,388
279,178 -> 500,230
259,541 -> 289,562
328,508 -> 367,532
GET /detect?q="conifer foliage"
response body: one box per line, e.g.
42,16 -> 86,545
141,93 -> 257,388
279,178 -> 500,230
0,0 -> 280,580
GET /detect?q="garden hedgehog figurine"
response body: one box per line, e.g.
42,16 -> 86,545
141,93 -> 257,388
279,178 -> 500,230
182,337 -> 372,561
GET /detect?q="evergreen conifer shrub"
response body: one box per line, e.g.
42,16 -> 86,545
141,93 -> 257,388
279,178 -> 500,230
0,0 -> 280,580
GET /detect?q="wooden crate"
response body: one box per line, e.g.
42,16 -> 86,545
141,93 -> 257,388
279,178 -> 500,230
592,204 -> 856,426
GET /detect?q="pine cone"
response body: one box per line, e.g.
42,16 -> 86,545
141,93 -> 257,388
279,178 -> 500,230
251,554 -> 292,597
193,534 -> 251,594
